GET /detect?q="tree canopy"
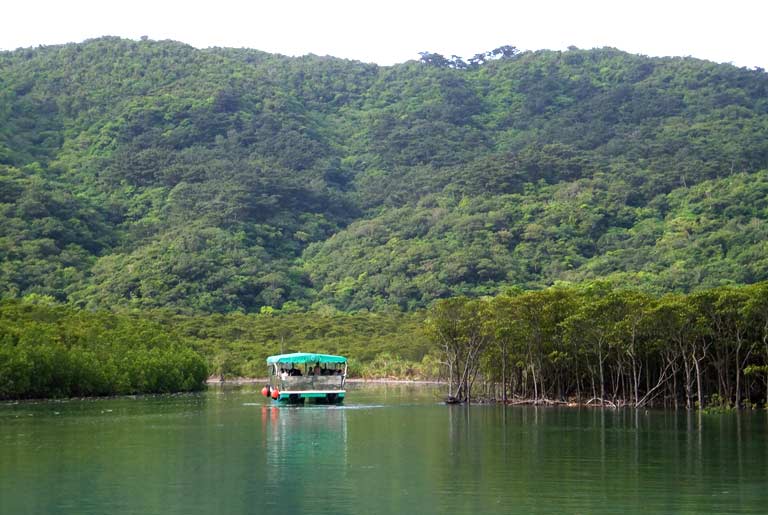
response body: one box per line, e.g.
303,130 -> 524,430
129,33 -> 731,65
0,38 -> 767,312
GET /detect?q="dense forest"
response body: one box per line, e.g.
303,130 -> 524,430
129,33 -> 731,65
1,38 -> 767,402
428,282 -> 768,410
0,298 -> 430,399
1,37 -> 766,311
4,281 -> 768,409
0,299 -> 208,399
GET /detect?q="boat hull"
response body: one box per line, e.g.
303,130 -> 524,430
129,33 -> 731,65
273,391 -> 345,404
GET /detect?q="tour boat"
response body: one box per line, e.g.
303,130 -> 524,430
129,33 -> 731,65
261,352 -> 347,404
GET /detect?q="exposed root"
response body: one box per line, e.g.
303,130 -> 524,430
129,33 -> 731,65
586,397 -> 617,409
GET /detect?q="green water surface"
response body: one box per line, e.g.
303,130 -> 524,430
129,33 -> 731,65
1,383 -> 766,514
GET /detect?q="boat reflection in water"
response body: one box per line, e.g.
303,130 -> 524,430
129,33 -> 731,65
259,403 -> 350,513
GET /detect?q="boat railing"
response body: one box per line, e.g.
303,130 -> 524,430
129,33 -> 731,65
278,375 -> 345,391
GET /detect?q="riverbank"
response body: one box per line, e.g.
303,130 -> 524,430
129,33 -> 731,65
205,376 -> 445,385
205,377 -> 599,407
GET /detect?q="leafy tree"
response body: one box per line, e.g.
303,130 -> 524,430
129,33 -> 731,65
426,297 -> 491,402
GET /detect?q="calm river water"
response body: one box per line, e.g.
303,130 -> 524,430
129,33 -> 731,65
1,383 -> 767,514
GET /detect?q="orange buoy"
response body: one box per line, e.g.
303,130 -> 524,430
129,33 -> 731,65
261,386 -> 269,397
271,388 -> 280,400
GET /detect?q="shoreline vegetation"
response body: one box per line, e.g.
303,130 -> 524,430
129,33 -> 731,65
2,280 -> 768,413
1,40 -> 768,411
427,282 -> 768,412
0,301 -> 209,399
206,377 -> 445,385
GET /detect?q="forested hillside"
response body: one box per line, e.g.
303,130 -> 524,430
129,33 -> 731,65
1,37 -> 767,312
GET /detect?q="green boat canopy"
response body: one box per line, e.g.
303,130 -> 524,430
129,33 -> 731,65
266,352 -> 347,365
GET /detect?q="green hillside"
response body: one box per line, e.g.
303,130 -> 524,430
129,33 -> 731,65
1,38 -> 767,312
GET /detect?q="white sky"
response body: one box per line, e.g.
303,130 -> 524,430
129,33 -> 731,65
2,0 -> 766,69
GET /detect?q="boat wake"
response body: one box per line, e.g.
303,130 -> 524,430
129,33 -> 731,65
242,403 -> 386,410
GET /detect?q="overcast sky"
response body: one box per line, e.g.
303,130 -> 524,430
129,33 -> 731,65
2,0 -> 766,69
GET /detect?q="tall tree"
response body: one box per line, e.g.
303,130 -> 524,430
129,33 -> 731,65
426,296 -> 491,402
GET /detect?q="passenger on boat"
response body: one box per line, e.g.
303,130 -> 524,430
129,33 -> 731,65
313,362 -> 322,376
289,367 -> 302,376
280,368 -> 289,380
